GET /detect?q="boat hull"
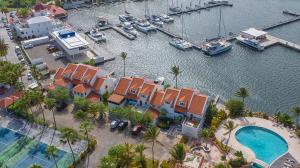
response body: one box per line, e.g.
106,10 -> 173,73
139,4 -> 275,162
236,37 -> 264,51
202,45 -> 232,56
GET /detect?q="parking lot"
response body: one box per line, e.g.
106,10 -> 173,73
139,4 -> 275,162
24,43 -> 70,71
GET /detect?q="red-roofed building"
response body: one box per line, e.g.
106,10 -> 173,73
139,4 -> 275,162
0,91 -> 22,110
138,82 -> 162,106
126,77 -> 144,101
174,88 -> 195,113
32,3 -> 67,19
73,84 -> 91,97
108,77 -> 132,107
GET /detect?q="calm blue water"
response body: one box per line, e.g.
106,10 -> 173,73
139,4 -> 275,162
67,0 -> 300,115
235,126 -> 288,164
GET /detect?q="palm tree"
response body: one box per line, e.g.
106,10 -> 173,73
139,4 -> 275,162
199,128 -> 213,148
135,144 -> 147,168
169,65 -> 182,88
31,65 -> 43,87
235,88 -> 250,103
223,120 -> 238,147
14,64 -> 26,83
121,52 -> 127,77
45,145 -> 59,168
122,143 -> 136,168
0,38 -> 9,61
214,162 -> 232,168
274,111 -> 282,123
60,128 -> 80,162
44,98 -> 57,144
79,120 -> 94,168
144,126 -> 160,168
169,143 -> 186,167
291,107 -> 300,128
30,164 -> 43,168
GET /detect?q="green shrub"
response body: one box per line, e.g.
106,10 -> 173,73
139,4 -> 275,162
229,157 -> 246,168
295,128 -> 300,138
160,160 -> 174,168
225,99 -> 244,118
179,136 -> 189,144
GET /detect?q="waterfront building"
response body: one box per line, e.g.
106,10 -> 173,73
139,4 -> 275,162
13,16 -> 63,39
32,3 -> 68,19
236,28 -> 267,51
51,29 -> 90,59
50,63 -> 115,102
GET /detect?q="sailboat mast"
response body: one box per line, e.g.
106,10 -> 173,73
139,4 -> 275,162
181,4 -> 184,39
218,6 -> 222,37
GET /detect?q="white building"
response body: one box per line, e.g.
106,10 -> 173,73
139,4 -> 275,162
51,29 -> 90,58
14,16 -> 62,39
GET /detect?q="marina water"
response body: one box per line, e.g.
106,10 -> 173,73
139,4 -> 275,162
67,0 -> 300,114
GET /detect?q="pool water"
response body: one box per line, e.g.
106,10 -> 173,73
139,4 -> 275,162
235,126 -> 288,165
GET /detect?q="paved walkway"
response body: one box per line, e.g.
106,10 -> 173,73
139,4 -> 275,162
215,117 -> 300,167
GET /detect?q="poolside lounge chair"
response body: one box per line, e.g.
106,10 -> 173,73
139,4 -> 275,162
284,162 -> 294,168
286,158 -> 295,164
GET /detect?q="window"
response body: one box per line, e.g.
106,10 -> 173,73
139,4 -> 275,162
165,101 -> 170,104
141,94 -> 146,98
131,88 -> 136,94
179,101 -> 185,107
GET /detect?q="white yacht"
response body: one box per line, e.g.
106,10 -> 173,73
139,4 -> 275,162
169,38 -> 193,50
146,15 -> 164,27
119,13 -> 134,22
123,22 -> 138,37
88,29 -> 106,43
202,39 -> 232,56
236,28 -> 267,51
169,6 -> 181,12
159,14 -> 174,23
133,19 -> 157,33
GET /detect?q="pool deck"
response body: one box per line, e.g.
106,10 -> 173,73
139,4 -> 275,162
215,117 -> 300,167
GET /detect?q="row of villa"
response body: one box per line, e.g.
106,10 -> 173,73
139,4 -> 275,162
50,63 -> 211,138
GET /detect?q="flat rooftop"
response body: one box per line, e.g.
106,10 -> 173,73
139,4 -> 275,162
242,28 -> 267,37
52,29 -> 89,50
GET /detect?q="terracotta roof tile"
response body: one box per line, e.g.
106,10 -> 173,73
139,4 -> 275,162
73,84 -> 89,93
48,85 -> 56,91
0,97 -> 14,108
54,79 -> 68,87
138,82 -> 156,98
72,64 -> 88,80
54,67 -> 64,80
188,94 -> 208,115
87,92 -> 100,103
82,68 -> 97,83
63,63 -> 77,76
108,94 -> 125,104
175,88 -> 195,113
163,88 -> 180,108
126,77 -> 144,100
150,91 -> 165,107
114,77 -> 132,96
93,77 -> 106,91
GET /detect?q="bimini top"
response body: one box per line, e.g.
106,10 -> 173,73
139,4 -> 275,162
241,28 -> 267,37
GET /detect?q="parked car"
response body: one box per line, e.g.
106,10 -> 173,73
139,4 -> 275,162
118,121 -> 128,130
131,124 -> 142,135
23,44 -> 33,49
110,119 -> 121,130
20,58 -> 26,64
27,73 -> 33,80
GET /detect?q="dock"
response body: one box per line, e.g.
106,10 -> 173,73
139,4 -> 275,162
261,34 -> 300,52
111,26 -> 136,40
261,16 -> 300,31
168,2 -> 233,16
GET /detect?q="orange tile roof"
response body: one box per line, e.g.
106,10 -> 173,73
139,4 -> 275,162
82,68 -> 97,82
108,93 -> 125,104
0,97 -> 14,108
114,77 -> 132,96
87,92 -> 101,103
48,5 -> 67,18
150,91 -> 165,107
175,88 -> 195,113
73,84 -> 90,93
63,64 -> 77,76
126,77 -> 144,100
138,82 -> 156,98
48,85 -> 56,91
93,77 -> 106,91
188,94 -> 207,115
163,88 -> 180,107
72,64 -> 88,80
54,79 -> 68,87
54,67 -> 64,80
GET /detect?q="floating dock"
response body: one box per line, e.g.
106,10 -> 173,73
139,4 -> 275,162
261,16 -> 300,31
168,2 -> 233,16
112,26 -> 136,40
261,35 -> 300,52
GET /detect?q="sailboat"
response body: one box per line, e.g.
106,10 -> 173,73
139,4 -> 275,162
169,5 -> 193,50
202,6 -> 232,56
133,0 -> 157,33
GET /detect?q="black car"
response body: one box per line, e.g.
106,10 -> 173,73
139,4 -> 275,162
117,121 -> 128,130
110,119 -> 121,130
131,124 -> 142,135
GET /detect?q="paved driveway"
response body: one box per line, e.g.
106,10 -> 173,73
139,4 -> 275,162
38,104 -> 179,168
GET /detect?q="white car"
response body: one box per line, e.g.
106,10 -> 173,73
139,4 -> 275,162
23,44 -> 34,49
27,73 -> 33,80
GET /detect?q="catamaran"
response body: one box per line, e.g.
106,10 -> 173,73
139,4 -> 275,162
202,5 -> 232,56
123,22 -> 138,37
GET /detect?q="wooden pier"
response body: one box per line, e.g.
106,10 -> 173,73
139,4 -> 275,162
168,2 -> 233,16
261,16 -> 300,31
261,35 -> 300,52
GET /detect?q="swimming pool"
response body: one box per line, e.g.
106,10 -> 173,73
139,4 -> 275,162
235,126 -> 288,165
